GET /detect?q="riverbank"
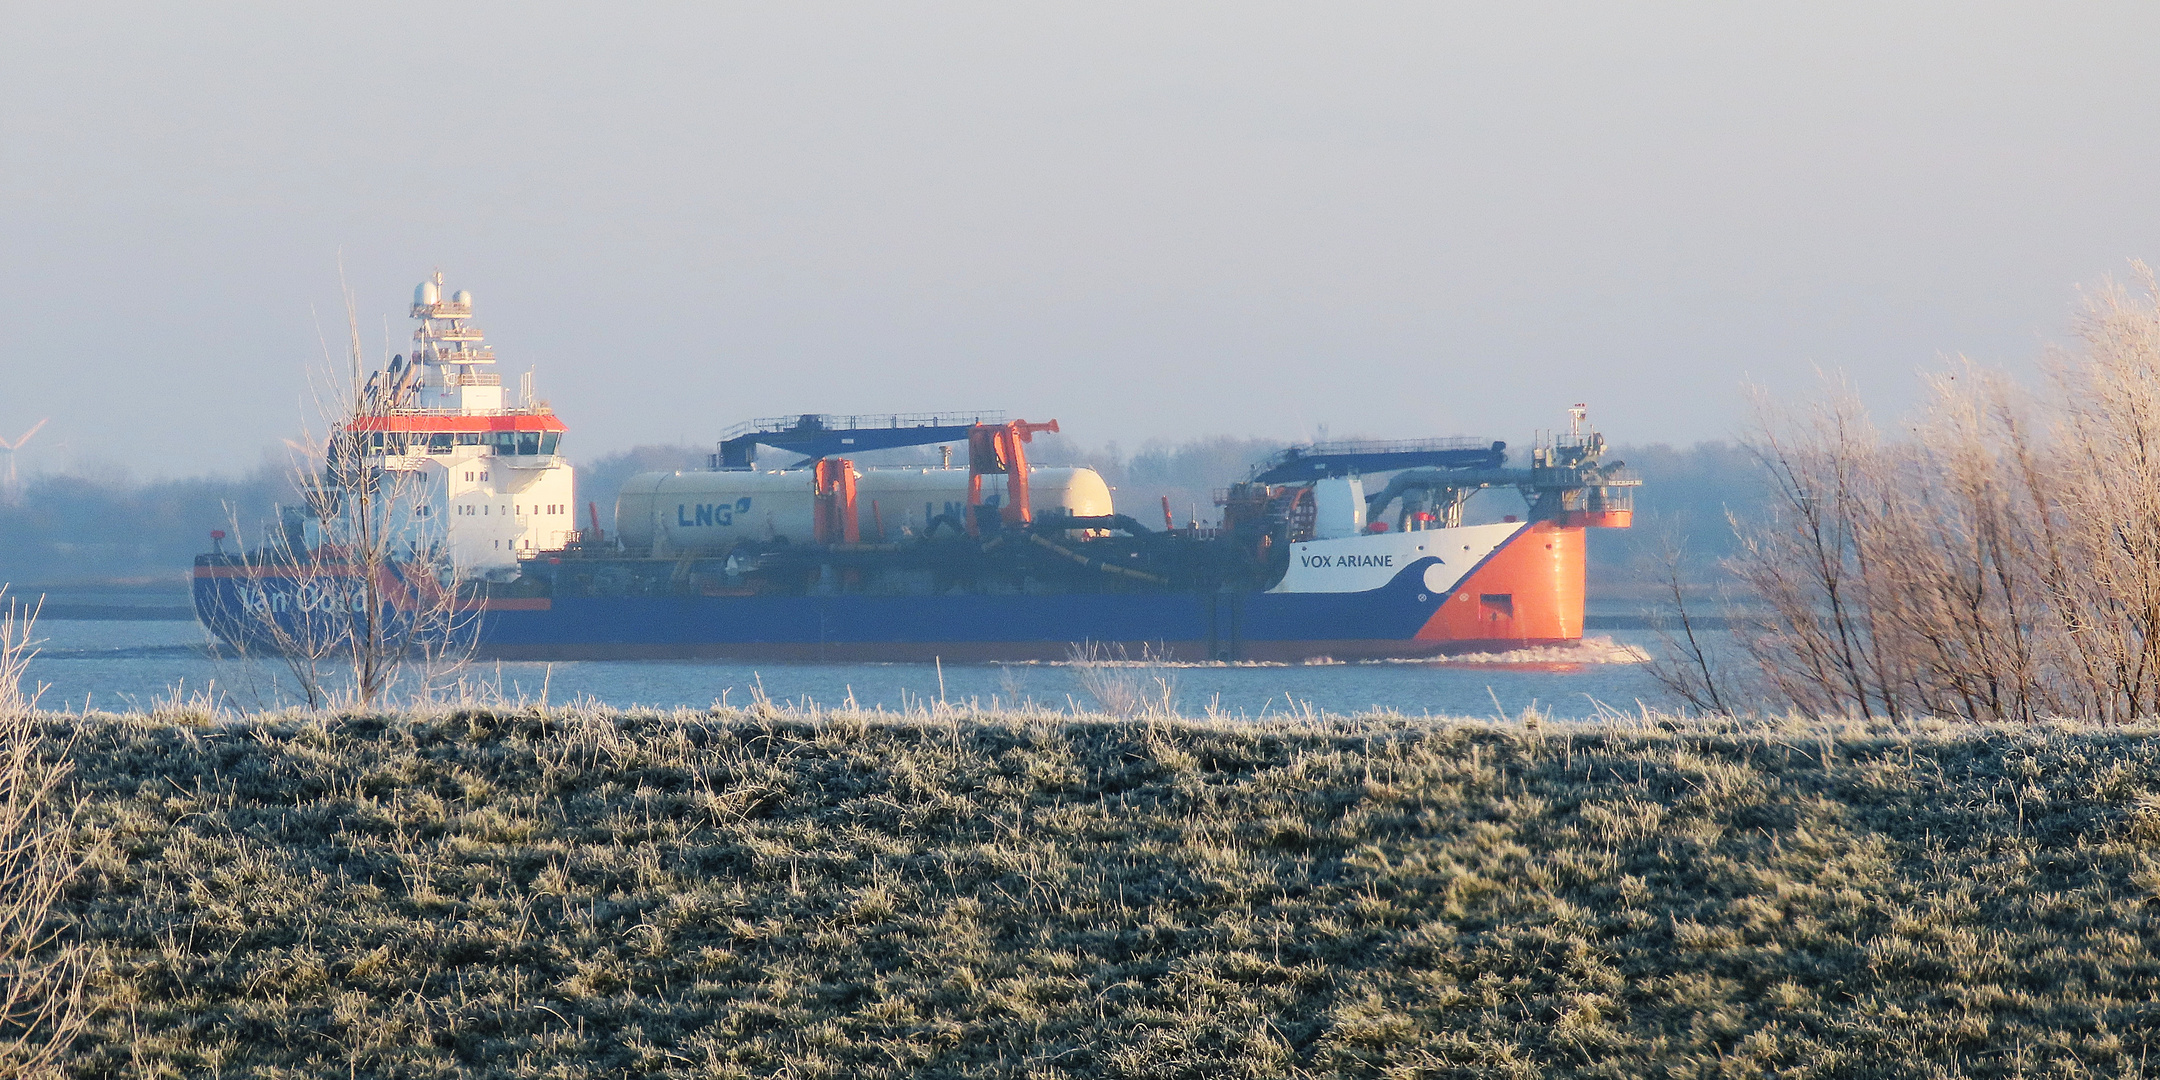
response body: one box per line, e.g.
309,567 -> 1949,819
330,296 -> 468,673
47,707 -> 2160,1077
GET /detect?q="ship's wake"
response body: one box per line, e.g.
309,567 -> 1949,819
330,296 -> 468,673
1006,636 -> 1648,669
1421,636 -> 1651,666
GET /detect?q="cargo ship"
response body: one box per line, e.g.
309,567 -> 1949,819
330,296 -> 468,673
195,274 -> 1638,662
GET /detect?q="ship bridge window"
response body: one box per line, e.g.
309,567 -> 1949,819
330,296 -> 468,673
458,432 -> 483,446
426,433 -> 454,453
491,431 -> 516,454
517,432 -> 541,455
540,433 -> 559,455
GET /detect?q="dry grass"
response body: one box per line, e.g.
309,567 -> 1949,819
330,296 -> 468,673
1065,643 -> 1179,719
0,711 -> 86,1080
0,588 -> 43,718
0,588 -> 87,1079
35,705 -> 2160,1078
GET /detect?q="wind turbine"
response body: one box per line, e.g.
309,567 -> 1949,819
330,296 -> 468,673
0,419 -> 49,507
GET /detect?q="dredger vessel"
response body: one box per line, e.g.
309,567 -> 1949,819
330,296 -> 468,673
194,274 -> 1638,661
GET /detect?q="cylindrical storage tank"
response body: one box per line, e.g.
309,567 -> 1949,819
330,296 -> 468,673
616,465 -> 1119,553
854,466 -> 1115,533
1005,466 -> 1115,519
615,471 -> 818,555
853,468 -> 969,533
1312,476 -> 1367,539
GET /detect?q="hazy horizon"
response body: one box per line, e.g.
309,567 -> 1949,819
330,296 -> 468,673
8,3 -> 2160,477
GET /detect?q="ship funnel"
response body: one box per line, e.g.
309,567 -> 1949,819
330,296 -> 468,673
1313,476 -> 1368,539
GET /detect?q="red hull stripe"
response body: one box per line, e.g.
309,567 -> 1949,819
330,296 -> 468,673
197,564 -> 369,578
344,415 -> 568,434
478,598 -> 552,611
474,637 -> 1572,663
192,566 -> 548,612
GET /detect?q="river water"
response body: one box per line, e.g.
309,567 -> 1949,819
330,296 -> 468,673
21,619 -> 1675,720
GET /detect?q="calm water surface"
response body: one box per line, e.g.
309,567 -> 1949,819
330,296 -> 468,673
22,619 -> 1673,719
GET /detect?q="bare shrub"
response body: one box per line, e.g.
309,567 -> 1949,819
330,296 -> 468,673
1722,264 -> 2160,720
2025,273 -> 2160,721
1640,525 -> 1742,714
202,279 -> 476,709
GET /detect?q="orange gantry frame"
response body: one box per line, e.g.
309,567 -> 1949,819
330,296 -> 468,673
967,419 -> 1060,533
813,458 -> 860,545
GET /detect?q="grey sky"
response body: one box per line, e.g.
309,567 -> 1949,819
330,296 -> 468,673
5,3 -> 2158,476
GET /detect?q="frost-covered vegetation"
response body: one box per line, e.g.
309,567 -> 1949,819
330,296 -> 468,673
1659,266 -> 2160,723
30,703 -> 2160,1078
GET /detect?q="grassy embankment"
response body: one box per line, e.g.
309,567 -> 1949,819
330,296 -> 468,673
42,706 -> 2160,1078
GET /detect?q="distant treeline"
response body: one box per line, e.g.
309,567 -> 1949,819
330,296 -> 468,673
0,438 -> 1766,593
0,466 -> 294,590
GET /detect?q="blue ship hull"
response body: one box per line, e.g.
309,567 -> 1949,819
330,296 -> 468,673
191,556 -> 1533,662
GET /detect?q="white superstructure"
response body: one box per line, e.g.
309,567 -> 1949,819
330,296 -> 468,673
348,272 -> 576,580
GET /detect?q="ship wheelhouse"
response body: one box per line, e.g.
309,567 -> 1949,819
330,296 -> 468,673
333,272 -> 578,580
